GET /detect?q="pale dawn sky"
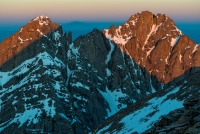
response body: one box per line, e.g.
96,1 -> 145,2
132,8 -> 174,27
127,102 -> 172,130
0,0 -> 200,25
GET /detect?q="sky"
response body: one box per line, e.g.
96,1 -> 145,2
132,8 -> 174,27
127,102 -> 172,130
0,0 -> 200,25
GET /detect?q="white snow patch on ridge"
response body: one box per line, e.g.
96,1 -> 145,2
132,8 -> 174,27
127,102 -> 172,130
18,36 -> 23,43
172,26 -> 183,35
71,82 -> 90,90
105,40 -> 115,64
192,45 -> 199,54
33,15 -> 49,21
37,29 -> 44,35
104,27 -> 132,45
144,23 -> 162,46
171,34 -> 181,47
30,15 -> 50,26
146,46 -> 155,57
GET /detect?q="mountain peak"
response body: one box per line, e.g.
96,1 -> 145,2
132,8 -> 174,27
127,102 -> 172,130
0,16 -> 58,66
27,15 -> 57,29
102,11 -> 198,84
32,15 -> 49,20
29,15 -> 51,26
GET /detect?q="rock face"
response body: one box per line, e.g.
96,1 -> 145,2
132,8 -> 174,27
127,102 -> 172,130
0,16 -> 162,133
103,11 -> 198,83
0,15 -> 58,66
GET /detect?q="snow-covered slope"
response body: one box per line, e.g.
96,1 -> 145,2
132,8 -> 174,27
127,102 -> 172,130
0,52 -> 65,131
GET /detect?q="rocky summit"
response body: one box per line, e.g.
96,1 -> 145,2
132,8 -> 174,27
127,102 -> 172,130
0,11 -> 200,134
0,15 -> 58,66
103,11 -> 199,84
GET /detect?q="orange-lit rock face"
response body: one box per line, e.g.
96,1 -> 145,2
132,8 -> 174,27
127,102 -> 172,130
0,16 -> 58,66
103,11 -> 198,83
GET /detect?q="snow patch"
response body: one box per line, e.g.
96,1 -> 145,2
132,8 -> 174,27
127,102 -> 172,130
68,43 -> 80,60
172,26 -> 183,35
192,45 -> 199,54
18,36 -> 23,43
19,28 -> 23,32
53,31 -> 61,41
144,23 -> 163,48
96,123 -> 113,134
36,29 -> 43,35
38,98 -> 56,118
146,46 -> 155,57
170,35 -> 181,47
104,27 -> 132,45
71,82 -> 90,90
179,54 -> 183,62
106,68 -> 111,77
0,108 -> 42,132
58,113 -> 71,122
32,15 -> 49,26
105,40 -> 115,64
33,15 -> 49,21
98,87 -> 127,117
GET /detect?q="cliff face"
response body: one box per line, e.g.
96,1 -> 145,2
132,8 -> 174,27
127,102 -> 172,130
103,11 -> 198,83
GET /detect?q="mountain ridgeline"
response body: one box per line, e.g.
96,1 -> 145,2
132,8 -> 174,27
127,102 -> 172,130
0,11 -> 200,133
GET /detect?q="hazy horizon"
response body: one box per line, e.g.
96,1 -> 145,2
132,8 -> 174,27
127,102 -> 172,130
0,21 -> 199,44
